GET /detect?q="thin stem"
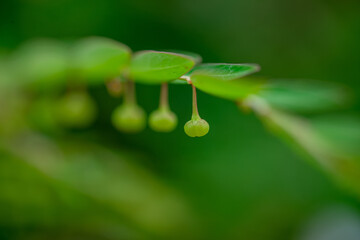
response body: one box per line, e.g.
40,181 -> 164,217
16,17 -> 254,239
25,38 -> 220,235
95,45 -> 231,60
124,80 -> 136,105
159,83 -> 169,110
192,84 -> 200,119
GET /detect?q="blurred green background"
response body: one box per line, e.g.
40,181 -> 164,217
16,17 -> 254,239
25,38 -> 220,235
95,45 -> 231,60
1,0 -> 360,239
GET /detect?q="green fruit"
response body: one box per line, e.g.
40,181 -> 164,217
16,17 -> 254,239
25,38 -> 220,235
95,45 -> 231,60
112,104 -> 146,133
184,118 -> 209,137
56,91 -> 97,128
149,108 -> 177,132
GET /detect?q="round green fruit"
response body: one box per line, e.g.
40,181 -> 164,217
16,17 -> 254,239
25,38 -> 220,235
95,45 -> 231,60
184,118 -> 209,137
112,104 -> 146,133
56,91 -> 97,128
149,109 -> 177,132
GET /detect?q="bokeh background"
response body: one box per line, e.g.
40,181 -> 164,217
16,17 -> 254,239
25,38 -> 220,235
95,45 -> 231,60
1,0 -> 360,239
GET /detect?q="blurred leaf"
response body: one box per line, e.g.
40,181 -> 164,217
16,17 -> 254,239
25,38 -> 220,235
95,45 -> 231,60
0,90 -> 28,136
129,51 -> 195,84
258,80 -> 349,113
1,133 -> 200,239
243,96 -> 360,198
165,50 -> 202,65
0,57 -> 16,88
72,37 -> 131,84
188,63 -> 260,80
28,96 -> 61,134
311,114 -> 360,156
191,74 -> 264,100
0,149 -> 149,240
9,39 -> 69,89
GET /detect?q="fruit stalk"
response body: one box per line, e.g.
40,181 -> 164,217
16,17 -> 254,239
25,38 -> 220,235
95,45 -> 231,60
160,83 -> 169,110
192,84 -> 200,120
124,80 -> 136,105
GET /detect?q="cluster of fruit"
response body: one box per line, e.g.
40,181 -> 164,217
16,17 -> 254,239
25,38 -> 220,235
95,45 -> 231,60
57,79 -> 209,137
1,37 -> 261,137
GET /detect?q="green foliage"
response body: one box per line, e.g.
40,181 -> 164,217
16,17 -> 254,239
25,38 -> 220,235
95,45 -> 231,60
1,36 -> 360,201
29,96 -> 60,133
129,51 -> 195,84
311,114 -> 360,156
242,95 -> 360,198
0,58 -> 15,88
0,135 -> 198,239
165,50 -> 202,65
9,39 -> 69,89
0,90 -> 27,136
258,80 -> 349,113
190,74 -> 263,100
189,63 -> 260,80
183,64 -> 263,100
2,1 -> 360,239
72,37 -> 131,83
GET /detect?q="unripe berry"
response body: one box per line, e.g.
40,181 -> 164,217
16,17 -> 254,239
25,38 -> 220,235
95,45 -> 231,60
184,118 -> 209,137
184,84 -> 209,137
149,108 -> 177,132
56,91 -> 97,128
112,103 -> 146,133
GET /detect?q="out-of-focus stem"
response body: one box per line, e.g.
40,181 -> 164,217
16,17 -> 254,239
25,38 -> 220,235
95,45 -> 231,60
159,83 -> 169,110
124,80 -> 136,105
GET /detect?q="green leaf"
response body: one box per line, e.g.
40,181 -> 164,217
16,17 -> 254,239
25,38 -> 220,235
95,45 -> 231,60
9,39 -> 70,88
187,63 -> 262,100
129,51 -> 195,84
190,74 -> 264,100
259,80 -> 349,113
72,37 -> 131,83
311,114 -> 360,156
165,50 -> 202,65
188,63 -> 260,80
244,95 -> 360,198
